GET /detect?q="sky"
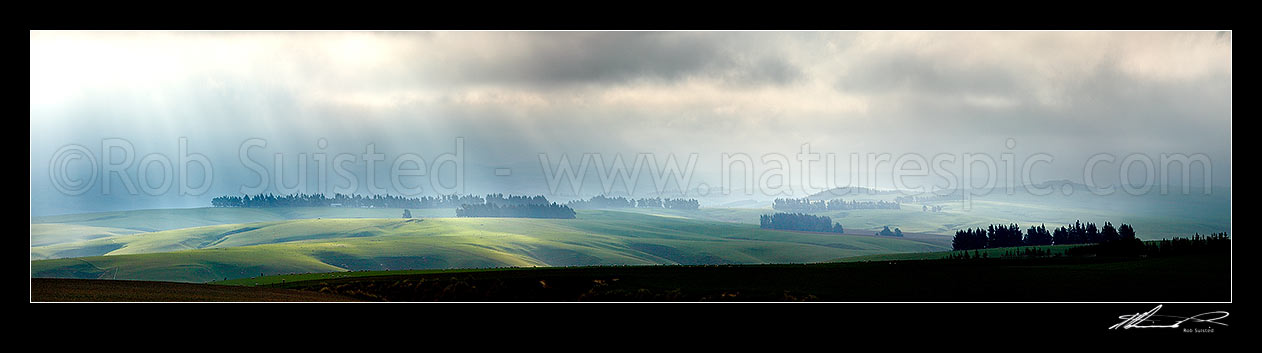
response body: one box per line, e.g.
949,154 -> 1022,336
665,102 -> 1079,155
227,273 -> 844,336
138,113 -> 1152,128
30,31 -> 1232,215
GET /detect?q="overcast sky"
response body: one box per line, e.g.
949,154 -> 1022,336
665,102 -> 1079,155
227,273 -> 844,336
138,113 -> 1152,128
30,31 -> 1232,214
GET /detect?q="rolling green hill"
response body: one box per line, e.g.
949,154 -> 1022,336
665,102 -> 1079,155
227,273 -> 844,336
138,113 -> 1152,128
30,223 -> 142,248
31,207 -> 455,233
32,189 -> 1229,284
31,210 -> 947,283
30,207 -> 454,259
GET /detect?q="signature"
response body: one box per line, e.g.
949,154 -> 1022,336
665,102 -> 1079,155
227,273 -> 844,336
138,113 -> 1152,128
1109,305 -> 1229,330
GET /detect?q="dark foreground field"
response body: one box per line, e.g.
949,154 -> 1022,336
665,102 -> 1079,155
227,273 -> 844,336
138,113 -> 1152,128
268,254 -> 1230,301
31,278 -> 358,302
32,253 -> 1229,302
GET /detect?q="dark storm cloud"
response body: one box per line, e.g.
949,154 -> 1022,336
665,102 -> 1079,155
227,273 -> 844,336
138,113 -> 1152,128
491,32 -> 724,84
424,32 -> 802,87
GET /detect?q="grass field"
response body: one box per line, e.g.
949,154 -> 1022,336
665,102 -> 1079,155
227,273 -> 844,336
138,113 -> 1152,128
31,207 -> 455,233
30,188 -> 1230,286
30,207 -> 453,259
31,209 -> 947,283
211,244 -> 1091,286
207,253 -> 1228,302
34,253 -> 1229,302
30,223 -> 142,248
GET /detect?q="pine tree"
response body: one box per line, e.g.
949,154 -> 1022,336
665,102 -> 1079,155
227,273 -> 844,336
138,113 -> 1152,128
1119,224 -> 1136,241
1101,222 -> 1119,242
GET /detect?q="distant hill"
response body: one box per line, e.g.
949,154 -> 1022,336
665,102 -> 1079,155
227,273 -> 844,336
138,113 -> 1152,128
805,187 -> 897,200
716,199 -> 767,208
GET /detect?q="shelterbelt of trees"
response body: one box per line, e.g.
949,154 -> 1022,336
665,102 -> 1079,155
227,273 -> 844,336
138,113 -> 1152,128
951,232 -> 1228,259
772,197 -> 900,212
893,192 -> 961,204
212,192 -> 579,219
565,195 -> 700,210
759,212 -> 845,234
483,193 -> 550,206
1065,232 -> 1228,257
455,202 -> 576,219
211,193 -> 487,209
952,221 -> 1138,251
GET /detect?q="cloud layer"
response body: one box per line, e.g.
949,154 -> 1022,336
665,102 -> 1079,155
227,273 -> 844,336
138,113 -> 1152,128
30,31 -> 1232,214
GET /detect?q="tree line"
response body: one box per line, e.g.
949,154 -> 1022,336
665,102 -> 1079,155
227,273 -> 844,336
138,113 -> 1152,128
566,195 -> 700,210
211,193 -> 580,220
877,226 -> 903,237
893,192 -> 960,204
759,212 -> 844,234
1139,232 -> 1229,256
211,193 -> 486,209
947,232 -> 1228,259
484,194 -> 550,206
1066,232 -> 1227,257
952,221 -> 1136,251
455,202 -> 577,219
772,198 -> 900,212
